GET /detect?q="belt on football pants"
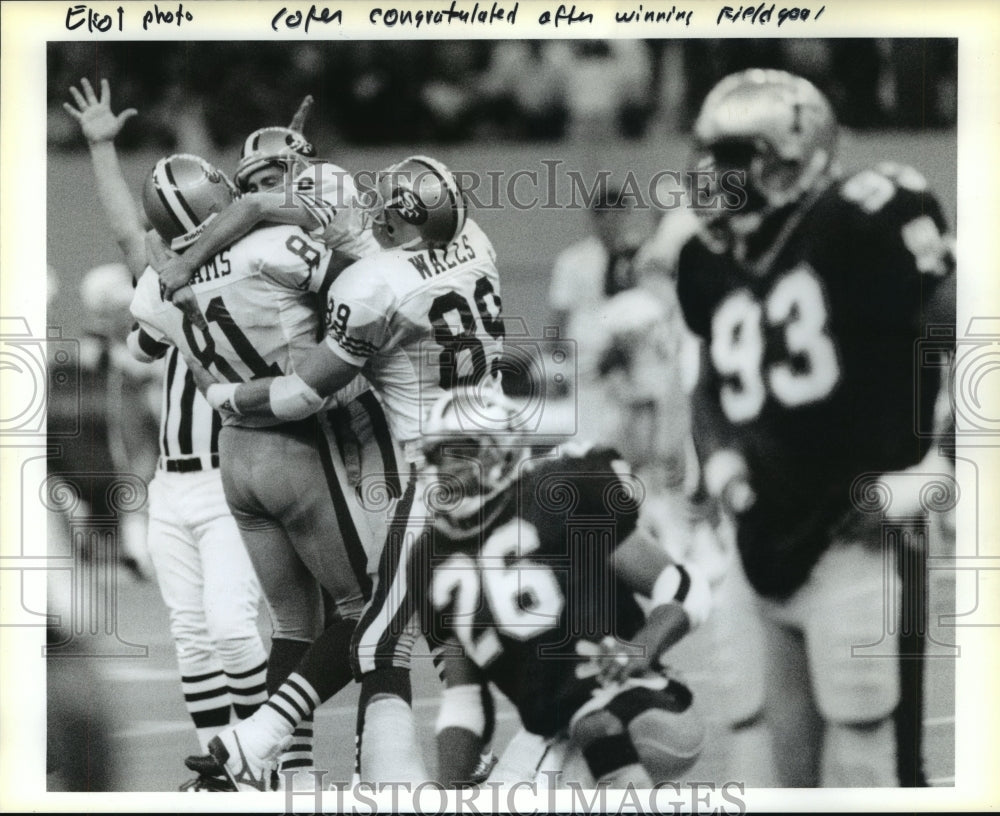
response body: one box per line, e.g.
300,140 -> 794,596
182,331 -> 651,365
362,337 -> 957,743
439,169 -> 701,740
158,453 -> 220,473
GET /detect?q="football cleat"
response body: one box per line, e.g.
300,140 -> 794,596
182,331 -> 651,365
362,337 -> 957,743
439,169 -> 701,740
185,731 -> 278,792
178,773 -> 236,792
468,751 -> 499,785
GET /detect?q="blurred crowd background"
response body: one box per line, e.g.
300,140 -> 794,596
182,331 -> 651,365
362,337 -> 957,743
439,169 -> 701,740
48,39 -> 957,152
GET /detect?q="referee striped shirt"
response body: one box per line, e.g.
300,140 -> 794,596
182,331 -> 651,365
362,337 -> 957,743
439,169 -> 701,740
132,324 -> 220,460
160,349 -> 220,458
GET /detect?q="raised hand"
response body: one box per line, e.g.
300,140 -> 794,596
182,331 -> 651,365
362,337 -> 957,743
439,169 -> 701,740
288,94 -> 314,133
63,78 -> 137,145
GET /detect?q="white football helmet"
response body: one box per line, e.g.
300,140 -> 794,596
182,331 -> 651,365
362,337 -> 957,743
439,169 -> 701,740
421,386 -> 529,537
234,126 -> 316,192
142,154 -> 236,251
358,155 -> 467,250
691,68 -> 839,237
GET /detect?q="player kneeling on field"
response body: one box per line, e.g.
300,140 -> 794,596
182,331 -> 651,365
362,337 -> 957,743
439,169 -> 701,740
411,388 -> 711,788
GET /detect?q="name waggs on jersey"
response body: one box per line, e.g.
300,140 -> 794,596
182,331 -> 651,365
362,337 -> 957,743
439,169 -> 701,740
407,234 -> 477,280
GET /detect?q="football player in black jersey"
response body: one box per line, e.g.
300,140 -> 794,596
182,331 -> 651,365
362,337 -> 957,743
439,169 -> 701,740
410,387 -> 710,788
676,69 -> 955,787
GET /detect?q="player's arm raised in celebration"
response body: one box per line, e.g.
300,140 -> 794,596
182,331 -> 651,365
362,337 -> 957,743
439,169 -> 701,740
63,78 -> 144,278
153,94 -> 360,299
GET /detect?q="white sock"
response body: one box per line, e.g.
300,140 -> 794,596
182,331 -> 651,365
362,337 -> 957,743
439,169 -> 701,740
238,672 -> 320,759
279,713 -> 315,773
360,695 -> 427,784
225,655 -> 268,720
181,668 -> 232,751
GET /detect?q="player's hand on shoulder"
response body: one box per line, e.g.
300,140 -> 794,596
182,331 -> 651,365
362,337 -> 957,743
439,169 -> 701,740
171,285 -> 208,331
63,78 -> 137,146
148,235 -> 196,300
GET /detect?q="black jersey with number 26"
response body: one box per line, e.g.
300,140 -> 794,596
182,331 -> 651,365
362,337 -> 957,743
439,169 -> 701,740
413,446 -> 647,737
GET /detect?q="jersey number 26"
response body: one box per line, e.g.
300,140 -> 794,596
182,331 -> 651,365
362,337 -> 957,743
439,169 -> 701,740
432,520 -> 564,666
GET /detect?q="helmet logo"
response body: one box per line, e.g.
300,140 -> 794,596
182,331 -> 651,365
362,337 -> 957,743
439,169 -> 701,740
390,187 -> 428,225
284,131 -> 315,157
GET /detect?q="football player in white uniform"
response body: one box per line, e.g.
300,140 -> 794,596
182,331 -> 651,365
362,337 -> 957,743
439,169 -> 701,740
186,156 -> 504,786
150,118 -> 378,320
131,153 -> 402,790
64,79 -> 269,791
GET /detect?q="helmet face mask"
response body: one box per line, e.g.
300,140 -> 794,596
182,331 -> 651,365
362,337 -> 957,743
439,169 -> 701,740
421,388 -> 527,539
359,156 -> 467,250
234,127 -> 316,193
691,69 -> 838,246
142,154 -> 236,252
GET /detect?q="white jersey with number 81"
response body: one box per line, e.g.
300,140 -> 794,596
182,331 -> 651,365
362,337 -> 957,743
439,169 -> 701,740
131,224 -> 359,426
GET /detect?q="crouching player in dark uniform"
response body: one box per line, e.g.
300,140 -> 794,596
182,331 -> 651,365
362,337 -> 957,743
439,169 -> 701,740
676,69 -> 956,786
410,388 -> 711,788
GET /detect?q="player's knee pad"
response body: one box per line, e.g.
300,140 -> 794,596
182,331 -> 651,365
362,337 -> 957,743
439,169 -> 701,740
167,615 -> 214,659
172,641 -> 219,677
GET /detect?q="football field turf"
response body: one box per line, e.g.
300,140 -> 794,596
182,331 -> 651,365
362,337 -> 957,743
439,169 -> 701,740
100,565 -> 955,791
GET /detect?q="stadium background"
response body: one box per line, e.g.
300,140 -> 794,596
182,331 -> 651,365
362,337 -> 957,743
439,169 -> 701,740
44,38 -> 957,790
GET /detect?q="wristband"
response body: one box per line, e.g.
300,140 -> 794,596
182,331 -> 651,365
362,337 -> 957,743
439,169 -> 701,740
206,383 -> 240,414
650,562 -> 712,630
269,373 -> 325,421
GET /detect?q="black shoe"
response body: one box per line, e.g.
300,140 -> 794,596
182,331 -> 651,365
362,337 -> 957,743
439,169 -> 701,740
179,773 -> 236,792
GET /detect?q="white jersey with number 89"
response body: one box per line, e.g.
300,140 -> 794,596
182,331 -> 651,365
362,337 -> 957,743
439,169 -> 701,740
322,218 -> 503,454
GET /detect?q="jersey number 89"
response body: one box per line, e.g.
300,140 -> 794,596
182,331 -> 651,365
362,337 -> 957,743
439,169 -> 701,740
428,276 -> 504,389
710,264 -> 840,423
